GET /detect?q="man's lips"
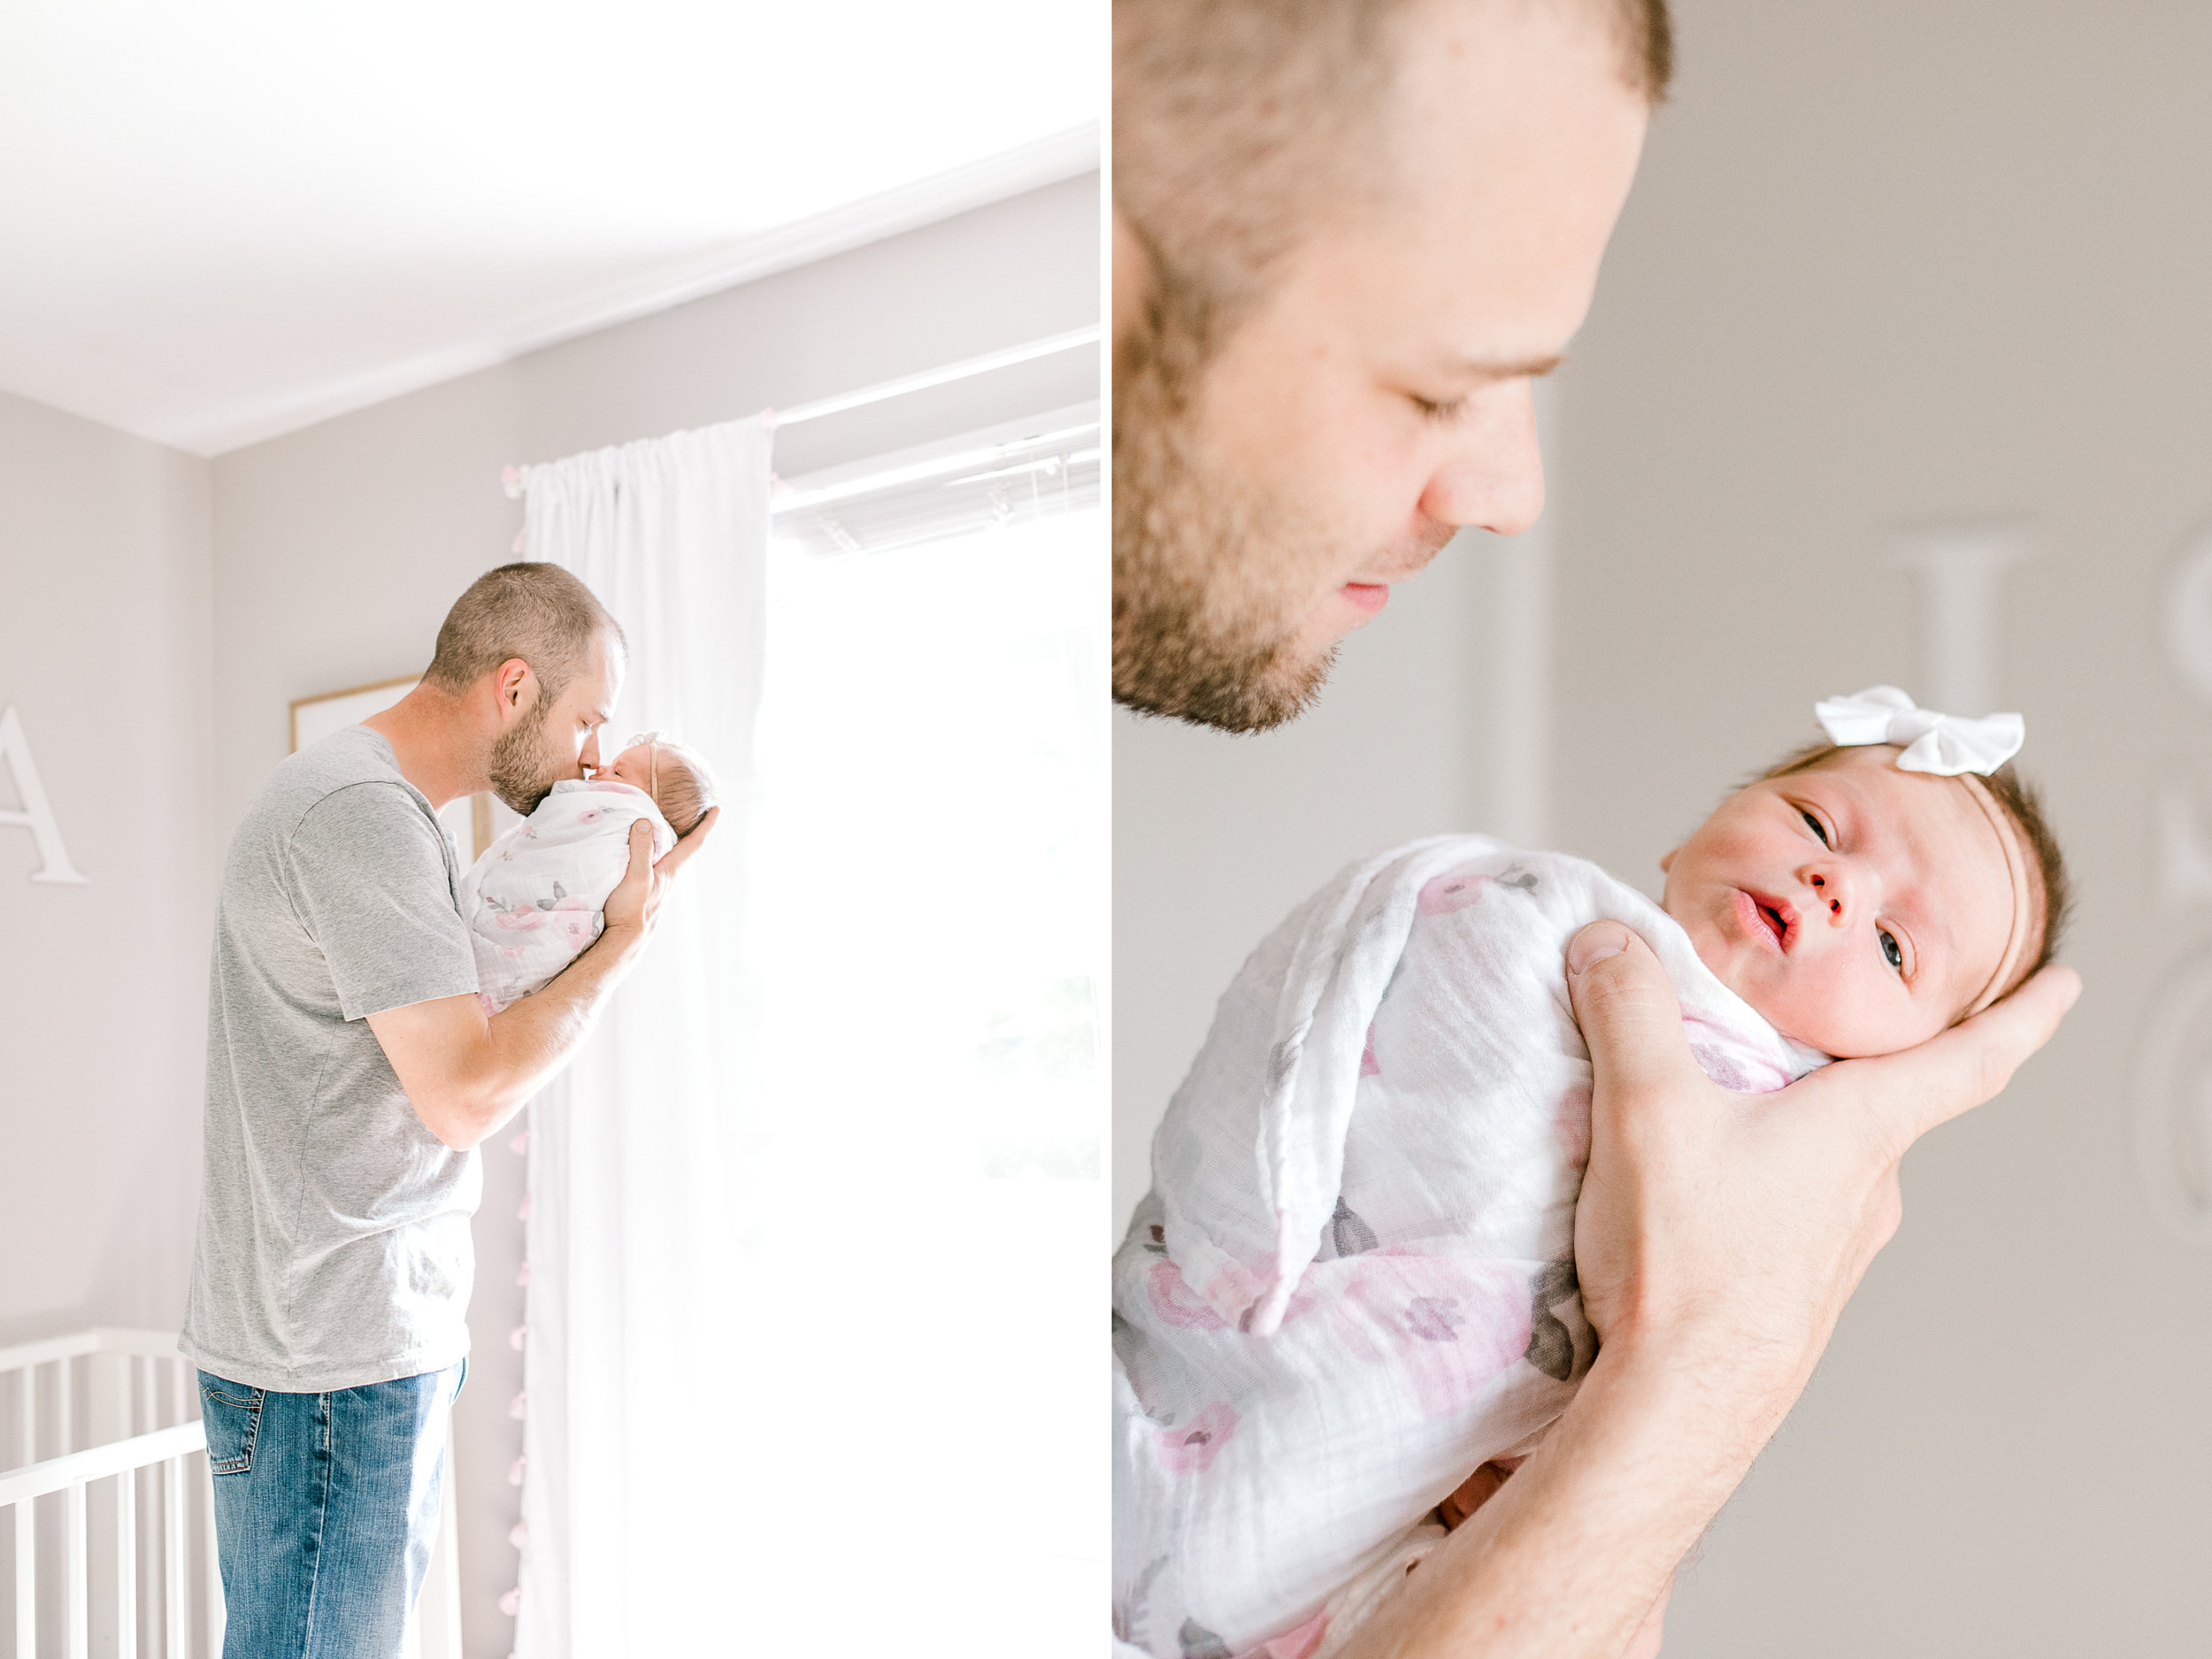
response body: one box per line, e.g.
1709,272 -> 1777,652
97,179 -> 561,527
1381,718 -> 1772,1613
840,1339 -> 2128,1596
1734,887 -> 1795,951
1339,581 -> 1390,616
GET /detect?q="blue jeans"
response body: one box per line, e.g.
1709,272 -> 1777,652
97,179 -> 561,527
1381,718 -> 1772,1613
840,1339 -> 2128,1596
199,1361 -> 465,1659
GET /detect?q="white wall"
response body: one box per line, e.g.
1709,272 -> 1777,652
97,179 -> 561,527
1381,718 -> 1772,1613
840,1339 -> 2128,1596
209,172 -> 1097,1659
1113,4 -> 2212,1651
0,392 -> 212,1344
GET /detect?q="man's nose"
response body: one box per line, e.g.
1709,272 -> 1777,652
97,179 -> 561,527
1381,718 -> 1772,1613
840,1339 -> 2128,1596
580,727 -> 603,773
1416,380 -> 1546,538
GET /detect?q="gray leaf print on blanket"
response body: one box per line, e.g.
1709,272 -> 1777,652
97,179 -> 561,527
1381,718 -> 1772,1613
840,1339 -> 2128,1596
1180,1618 -> 1234,1659
1114,1555 -> 1170,1650
1331,1196 -> 1379,1257
1525,1259 -> 1581,1382
1498,865 -> 1540,894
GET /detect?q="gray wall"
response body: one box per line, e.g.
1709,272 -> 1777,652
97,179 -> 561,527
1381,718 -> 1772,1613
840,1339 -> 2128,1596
0,170 -> 1094,1657
1113,4 -> 2212,1652
208,172 -> 1097,1659
0,392 -> 212,1345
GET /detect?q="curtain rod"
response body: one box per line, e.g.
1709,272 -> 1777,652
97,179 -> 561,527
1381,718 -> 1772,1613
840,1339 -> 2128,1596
503,325 -> 1099,499
772,324 -> 1099,426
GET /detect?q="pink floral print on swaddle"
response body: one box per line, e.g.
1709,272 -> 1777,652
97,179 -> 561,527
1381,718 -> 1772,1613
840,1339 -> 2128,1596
457,780 -> 677,1015
1113,837 -> 1827,1659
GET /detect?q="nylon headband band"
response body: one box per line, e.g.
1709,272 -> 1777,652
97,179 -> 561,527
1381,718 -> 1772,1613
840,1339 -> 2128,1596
1957,772 -> 2035,1020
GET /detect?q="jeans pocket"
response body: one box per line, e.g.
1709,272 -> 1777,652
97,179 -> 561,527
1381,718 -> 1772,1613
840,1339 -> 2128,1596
198,1374 -> 265,1476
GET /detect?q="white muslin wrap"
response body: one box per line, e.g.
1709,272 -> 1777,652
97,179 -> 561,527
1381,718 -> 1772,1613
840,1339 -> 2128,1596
1111,837 -> 1825,1659
458,780 -> 675,1015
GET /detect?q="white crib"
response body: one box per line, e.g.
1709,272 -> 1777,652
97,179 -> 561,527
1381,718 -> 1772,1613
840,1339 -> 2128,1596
0,1329 -> 462,1659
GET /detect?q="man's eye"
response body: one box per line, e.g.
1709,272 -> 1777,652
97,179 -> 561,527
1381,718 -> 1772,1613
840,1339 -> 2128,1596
1879,929 -> 1904,972
1800,809 -> 1830,846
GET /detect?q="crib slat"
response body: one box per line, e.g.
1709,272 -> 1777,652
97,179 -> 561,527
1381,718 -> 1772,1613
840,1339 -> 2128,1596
16,1360 -> 33,1463
13,1494 -> 35,1659
58,1355 -> 73,1457
119,1464 -> 140,1657
67,1479 -> 88,1659
165,1456 -> 187,1659
202,1452 -> 223,1659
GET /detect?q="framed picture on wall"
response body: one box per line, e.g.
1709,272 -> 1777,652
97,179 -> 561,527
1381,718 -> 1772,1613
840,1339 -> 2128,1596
289,676 -> 495,861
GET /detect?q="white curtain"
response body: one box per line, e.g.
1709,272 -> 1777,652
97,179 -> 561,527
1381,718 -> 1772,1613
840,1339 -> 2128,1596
508,407 -> 1105,1653
512,418 -> 772,1659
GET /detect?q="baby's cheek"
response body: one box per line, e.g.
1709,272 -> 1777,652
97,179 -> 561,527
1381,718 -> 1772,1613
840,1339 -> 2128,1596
1757,957 -> 1933,1061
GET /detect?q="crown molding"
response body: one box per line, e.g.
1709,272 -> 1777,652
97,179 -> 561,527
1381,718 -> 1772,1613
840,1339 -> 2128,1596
175,122 -> 1098,457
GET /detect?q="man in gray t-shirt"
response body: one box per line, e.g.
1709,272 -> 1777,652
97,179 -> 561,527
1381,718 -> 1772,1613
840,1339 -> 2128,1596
181,563 -> 713,1658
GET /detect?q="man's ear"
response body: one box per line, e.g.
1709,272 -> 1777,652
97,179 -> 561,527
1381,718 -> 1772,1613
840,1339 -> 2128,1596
492,657 -> 536,721
1658,846 -> 1678,874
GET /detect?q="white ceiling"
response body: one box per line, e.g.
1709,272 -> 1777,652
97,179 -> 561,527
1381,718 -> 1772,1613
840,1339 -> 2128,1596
0,1 -> 1100,455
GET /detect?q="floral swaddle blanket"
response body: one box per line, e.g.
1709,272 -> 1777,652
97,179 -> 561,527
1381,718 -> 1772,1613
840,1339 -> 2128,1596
457,779 -> 675,1015
1111,836 -> 1826,1659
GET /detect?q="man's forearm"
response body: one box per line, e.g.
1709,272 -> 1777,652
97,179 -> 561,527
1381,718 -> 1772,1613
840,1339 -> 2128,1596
1339,1330 -> 1788,1659
450,925 -> 644,1145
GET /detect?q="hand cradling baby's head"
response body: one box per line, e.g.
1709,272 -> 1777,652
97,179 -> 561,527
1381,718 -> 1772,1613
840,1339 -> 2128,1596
1658,743 -> 2070,1059
603,733 -> 718,835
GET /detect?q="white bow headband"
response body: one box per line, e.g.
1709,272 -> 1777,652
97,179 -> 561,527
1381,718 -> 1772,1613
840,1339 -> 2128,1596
1812,685 -> 2035,1017
1813,685 -> 2024,777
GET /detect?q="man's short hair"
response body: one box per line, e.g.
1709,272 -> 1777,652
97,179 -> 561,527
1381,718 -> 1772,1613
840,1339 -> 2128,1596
1116,0 -> 1672,352
424,563 -> 624,701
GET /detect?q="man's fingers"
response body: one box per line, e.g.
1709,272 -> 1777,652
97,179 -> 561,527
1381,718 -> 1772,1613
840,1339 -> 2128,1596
1564,921 -> 1702,1107
1806,961 -> 2081,1150
655,805 -> 718,876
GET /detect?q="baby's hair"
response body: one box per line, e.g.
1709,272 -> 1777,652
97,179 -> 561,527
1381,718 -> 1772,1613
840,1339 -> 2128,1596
1755,742 -> 2072,1004
643,738 -> 718,836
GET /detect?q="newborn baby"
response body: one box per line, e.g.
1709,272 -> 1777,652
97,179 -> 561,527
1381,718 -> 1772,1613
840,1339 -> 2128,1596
460,731 -> 715,1014
1111,690 -> 2070,1659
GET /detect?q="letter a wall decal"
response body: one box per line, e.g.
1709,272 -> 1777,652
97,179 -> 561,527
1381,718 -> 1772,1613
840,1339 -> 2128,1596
0,705 -> 90,884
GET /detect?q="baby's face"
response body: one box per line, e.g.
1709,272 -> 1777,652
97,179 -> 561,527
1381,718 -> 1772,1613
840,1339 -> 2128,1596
1659,747 -> 2023,1057
600,742 -> 657,795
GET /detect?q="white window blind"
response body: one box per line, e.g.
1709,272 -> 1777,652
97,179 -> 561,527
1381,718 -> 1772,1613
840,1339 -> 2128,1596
770,403 -> 1100,558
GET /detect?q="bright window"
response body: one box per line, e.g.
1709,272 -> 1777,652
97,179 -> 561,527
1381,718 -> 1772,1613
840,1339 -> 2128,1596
732,408 -> 1105,1647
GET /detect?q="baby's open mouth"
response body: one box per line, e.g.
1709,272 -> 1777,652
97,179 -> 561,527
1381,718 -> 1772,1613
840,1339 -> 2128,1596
1751,890 -> 1793,949
1725,889 -> 1796,956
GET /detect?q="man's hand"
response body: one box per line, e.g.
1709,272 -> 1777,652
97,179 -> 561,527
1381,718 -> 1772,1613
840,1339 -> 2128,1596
1334,926 -> 2077,1659
1565,918 -> 2080,1428
603,806 -> 718,943
373,806 -> 719,1150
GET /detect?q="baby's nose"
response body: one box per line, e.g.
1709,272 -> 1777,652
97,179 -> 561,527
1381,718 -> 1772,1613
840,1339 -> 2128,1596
1808,868 -> 1848,920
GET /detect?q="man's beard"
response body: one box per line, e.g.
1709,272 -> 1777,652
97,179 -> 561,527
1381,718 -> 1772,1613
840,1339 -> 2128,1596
488,697 -> 569,815
1112,337 -> 1340,734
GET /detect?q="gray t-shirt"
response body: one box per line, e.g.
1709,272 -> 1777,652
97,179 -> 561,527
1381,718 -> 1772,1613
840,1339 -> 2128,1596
180,725 -> 483,1393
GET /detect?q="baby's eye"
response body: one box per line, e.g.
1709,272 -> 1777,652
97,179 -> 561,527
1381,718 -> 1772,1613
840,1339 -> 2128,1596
1878,929 -> 1904,972
1800,809 -> 1830,847
1409,393 -> 1468,424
